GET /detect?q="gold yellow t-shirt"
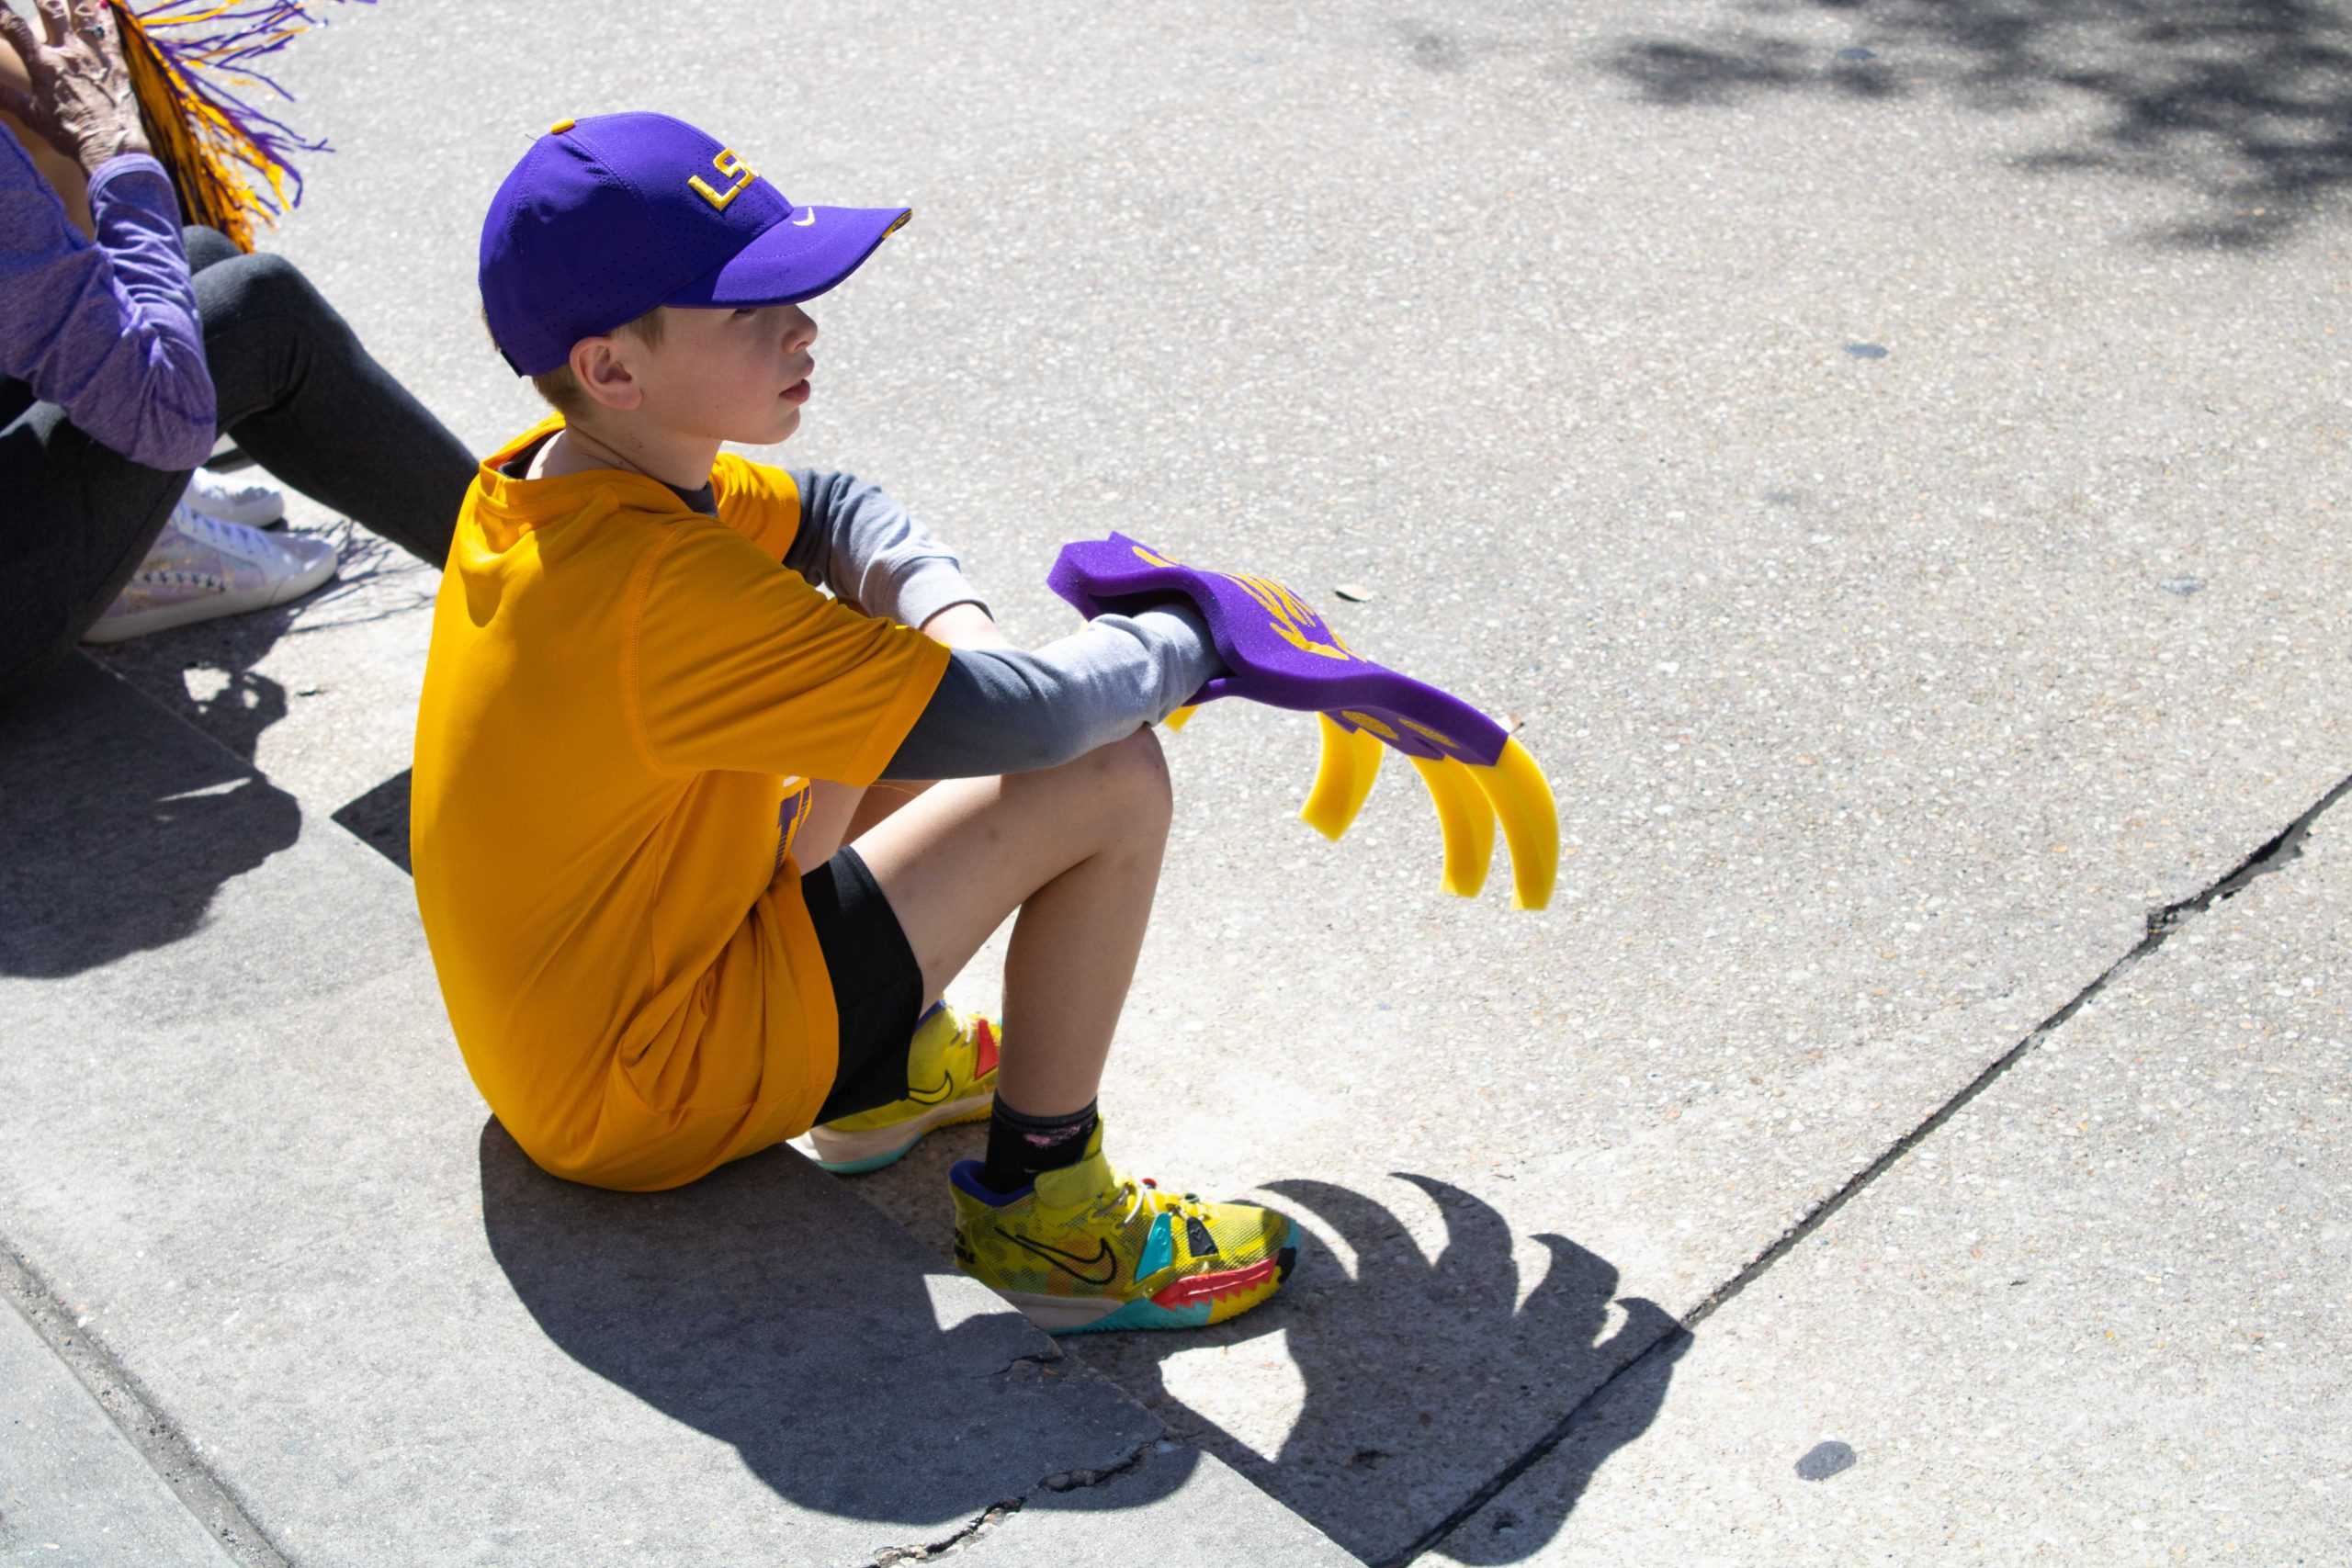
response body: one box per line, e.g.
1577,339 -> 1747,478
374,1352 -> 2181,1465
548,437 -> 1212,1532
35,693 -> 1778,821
412,417 -> 950,1191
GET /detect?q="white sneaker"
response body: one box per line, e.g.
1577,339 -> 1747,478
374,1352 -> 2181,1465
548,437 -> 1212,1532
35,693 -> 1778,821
183,467 -> 287,528
83,504 -> 338,644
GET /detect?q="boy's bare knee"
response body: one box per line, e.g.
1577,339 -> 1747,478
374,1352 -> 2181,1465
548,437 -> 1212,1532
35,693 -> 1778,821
999,728 -> 1173,844
1088,727 -> 1172,829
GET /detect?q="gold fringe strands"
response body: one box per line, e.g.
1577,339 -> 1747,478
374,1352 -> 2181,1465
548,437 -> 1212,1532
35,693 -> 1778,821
109,0 -> 371,252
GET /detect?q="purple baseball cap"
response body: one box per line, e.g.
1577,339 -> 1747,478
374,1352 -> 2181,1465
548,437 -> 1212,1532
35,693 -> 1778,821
479,111 -> 911,376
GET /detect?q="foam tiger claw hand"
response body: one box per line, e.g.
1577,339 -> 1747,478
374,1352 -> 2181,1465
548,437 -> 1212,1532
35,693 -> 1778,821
1047,533 -> 1559,909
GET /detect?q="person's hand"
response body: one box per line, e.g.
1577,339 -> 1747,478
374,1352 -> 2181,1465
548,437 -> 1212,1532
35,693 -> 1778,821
0,0 -> 146,173
1046,531 -> 1562,908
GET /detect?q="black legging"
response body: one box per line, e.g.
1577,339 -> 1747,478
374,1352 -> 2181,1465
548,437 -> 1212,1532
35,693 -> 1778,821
0,225 -> 473,696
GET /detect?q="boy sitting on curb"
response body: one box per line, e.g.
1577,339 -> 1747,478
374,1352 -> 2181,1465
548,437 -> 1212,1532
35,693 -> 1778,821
412,112 -> 1293,1334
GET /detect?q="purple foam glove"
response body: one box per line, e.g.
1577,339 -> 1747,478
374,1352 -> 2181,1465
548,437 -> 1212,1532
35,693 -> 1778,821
1046,533 -> 1508,767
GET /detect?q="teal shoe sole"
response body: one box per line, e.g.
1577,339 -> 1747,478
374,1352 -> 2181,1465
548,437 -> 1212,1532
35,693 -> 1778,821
808,1090 -> 993,1176
813,1144 -> 918,1176
1047,1298 -> 1215,1335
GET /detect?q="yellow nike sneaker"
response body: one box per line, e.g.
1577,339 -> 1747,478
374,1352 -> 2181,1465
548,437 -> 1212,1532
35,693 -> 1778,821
949,1122 -> 1295,1335
808,1002 -> 1000,1174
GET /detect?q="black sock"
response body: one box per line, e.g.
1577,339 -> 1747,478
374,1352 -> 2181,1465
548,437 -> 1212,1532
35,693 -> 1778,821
979,1098 -> 1098,1194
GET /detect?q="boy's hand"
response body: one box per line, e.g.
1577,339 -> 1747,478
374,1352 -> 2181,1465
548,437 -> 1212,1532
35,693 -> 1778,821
920,602 -> 1014,651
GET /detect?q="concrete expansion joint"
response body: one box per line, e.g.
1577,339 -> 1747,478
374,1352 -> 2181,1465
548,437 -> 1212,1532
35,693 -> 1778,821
1373,767 -> 2352,1568
1693,763 -> 2352,1337
1,1241 -> 291,1568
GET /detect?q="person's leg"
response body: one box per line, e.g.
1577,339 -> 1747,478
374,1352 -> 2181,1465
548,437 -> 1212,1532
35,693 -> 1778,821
851,728 -> 1175,1122
797,775 -> 1012,1175
181,224 -> 240,275
0,230 -> 452,695
192,249 -> 473,567
0,392 -> 187,697
838,730 -> 1293,1334
180,226 -> 289,525
798,837 -> 1003,1171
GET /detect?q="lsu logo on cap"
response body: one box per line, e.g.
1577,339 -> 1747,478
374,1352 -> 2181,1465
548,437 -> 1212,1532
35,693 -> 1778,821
689,147 -> 758,211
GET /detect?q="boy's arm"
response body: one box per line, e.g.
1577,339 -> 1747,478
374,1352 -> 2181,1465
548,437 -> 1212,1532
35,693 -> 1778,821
915,601 -> 1014,650
786,469 -> 989,631
881,604 -> 1218,780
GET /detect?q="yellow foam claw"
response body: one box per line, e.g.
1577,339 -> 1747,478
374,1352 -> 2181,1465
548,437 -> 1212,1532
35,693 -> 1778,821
1161,705 -> 1199,732
1300,713 -> 1385,840
1408,755 -> 1498,898
1464,738 -> 1560,910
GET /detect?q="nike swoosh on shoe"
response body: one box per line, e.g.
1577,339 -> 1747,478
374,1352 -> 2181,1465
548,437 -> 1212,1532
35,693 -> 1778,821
999,1228 -> 1119,1286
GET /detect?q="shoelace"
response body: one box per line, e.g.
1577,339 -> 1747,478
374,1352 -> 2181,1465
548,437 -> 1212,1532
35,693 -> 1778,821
1090,1180 -> 1146,1228
197,478 -> 275,504
133,511 -> 254,591
131,569 -> 229,590
181,513 -> 243,548
1091,1176 -> 1208,1228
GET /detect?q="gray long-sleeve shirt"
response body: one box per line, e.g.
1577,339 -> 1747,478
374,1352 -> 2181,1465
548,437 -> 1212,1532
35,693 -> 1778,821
623,450 -> 1221,784
786,468 -> 984,631
761,471 -> 1216,779
884,606 -> 1216,779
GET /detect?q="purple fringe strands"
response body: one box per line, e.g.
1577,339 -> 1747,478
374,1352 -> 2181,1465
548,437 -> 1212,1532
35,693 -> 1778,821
111,0 -> 373,251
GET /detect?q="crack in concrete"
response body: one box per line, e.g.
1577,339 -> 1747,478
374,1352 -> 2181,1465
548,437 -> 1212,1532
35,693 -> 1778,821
857,1438 -> 1162,1564
2144,772 -> 2352,937
1035,1438 -> 1157,1494
1381,768 -> 2352,1567
980,1348 -> 1065,1382
865,1497 -> 1025,1565
1,1243 -> 290,1568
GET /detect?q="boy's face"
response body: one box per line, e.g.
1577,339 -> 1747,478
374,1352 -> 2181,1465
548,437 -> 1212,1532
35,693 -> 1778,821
594,301 -> 819,447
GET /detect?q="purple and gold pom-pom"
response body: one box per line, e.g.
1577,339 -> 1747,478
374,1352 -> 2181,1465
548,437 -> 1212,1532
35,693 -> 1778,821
112,0 -> 371,251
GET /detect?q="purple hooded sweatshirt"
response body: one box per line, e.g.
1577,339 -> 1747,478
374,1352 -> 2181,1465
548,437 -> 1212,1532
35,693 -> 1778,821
2,130 -> 214,469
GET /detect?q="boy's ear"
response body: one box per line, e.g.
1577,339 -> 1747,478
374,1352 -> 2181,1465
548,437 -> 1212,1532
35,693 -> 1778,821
569,334 -> 644,412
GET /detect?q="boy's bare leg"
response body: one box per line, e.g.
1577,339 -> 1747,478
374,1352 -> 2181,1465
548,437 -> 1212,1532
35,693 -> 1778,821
849,728 -> 1171,1119
855,730 -> 1295,1335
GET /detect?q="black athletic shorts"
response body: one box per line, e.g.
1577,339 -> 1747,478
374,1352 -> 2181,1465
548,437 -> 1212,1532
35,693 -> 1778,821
802,846 -> 923,1124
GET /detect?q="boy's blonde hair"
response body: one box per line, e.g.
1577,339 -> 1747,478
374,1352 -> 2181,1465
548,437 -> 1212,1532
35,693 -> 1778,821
486,306 -> 667,418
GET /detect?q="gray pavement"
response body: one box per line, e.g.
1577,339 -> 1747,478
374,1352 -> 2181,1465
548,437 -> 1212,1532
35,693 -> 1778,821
1438,816 -> 2352,1565
12,0 -> 2352,1561
0,663 -> 1351,1566
0,1299 -> 235,1567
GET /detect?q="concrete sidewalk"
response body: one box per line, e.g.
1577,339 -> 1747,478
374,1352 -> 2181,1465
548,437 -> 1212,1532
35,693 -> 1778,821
0,662 -> 1352,1567
1441,814 -> 2352,1564
9,0 -> 2352,1561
